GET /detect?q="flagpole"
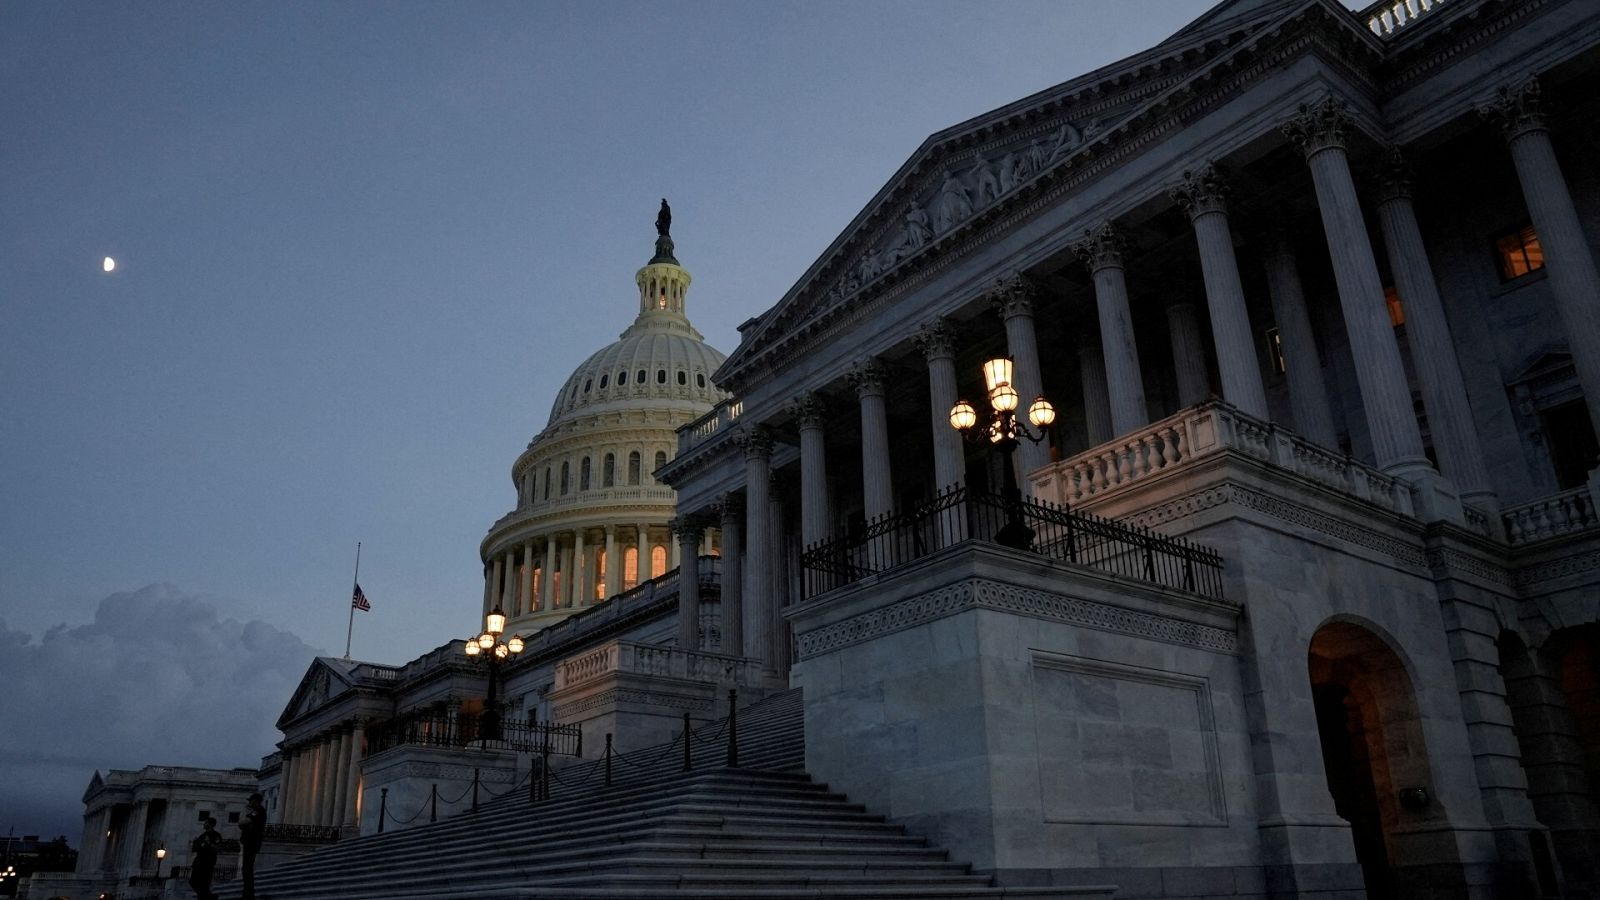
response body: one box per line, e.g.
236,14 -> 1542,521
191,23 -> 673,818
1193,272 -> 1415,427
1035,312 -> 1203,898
344,541 -> 362,659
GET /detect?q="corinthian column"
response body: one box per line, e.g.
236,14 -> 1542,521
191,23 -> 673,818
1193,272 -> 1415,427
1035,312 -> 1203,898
792,394 -> 831,550
1074,224 -> 1147,436
672,518 -> 702,650
850,359 -> 895,520
1170,163 -> 1268,418
1375,148 -> 1495,501
1282,97 -> 1429,475
1165,302 -> 1210,409
1078,337 -> 1113,446
604,526 -> 619,600
990,273 -> 1052,479
740,429 -> 774,671
541,536 -> 556,612
571,530 -> 586,606
718,495 -> 744,657
1480,77 -> 1600,447
501,549 -> 516,615
1261,232 -> 1339,448
914,319 -> 966,493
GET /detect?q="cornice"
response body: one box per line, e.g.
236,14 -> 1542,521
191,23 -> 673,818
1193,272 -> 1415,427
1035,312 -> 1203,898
1382,0 -> 1551,91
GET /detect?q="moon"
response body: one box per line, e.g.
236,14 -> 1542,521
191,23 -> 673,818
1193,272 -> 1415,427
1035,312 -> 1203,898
102,257 -> 116,273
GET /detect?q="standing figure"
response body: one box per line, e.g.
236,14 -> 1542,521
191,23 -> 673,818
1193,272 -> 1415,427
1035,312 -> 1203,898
903,202 -> 933,251
933,170 -> 973,233
974,161 -> 1001,207
189,816 -> 222,900
239,792 -> 267,900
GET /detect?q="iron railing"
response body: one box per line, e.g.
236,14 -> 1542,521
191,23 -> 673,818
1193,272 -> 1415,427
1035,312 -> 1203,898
801,486 -> 1224,600
366,710 -> 582,757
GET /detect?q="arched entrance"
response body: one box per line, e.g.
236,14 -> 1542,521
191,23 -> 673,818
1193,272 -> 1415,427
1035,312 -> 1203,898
1308,620 -> 1447,900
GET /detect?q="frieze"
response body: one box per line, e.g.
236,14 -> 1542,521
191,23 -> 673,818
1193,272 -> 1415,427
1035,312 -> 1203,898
793,577 -> 1238,662
1514,549 -> 1600,590
1425,546 -> 1513,588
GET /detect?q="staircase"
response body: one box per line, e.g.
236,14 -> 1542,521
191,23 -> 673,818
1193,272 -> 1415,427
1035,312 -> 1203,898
222,690 -> 1113,899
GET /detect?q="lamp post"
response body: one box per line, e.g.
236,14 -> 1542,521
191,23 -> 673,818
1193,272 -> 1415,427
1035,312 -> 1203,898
949,356 -> 1056,550
464,604 -> 524,741
154,844 -> 166,880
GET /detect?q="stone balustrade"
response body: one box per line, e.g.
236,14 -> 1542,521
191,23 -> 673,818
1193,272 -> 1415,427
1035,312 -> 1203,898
1502,487 -> 1598,545
1036,401 -> 1414,518
678,398 -> 744,454
554,638 -> 754,692
1363,0 -> 1449,37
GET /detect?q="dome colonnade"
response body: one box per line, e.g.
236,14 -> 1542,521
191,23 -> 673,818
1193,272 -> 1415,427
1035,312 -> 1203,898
480,202 -> 728,637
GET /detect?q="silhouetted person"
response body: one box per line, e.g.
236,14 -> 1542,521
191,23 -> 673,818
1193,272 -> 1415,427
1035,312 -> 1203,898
239,792 -> 266,899
189,816 -> 222,900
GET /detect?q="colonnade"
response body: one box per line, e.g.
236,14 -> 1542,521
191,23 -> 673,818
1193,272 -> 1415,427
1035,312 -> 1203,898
276,721 -> 365,828
684,78 -> 1600,677
482,524 -> 725,620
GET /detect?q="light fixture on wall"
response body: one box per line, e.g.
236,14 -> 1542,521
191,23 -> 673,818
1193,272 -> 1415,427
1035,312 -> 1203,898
950,356 -> 1055,549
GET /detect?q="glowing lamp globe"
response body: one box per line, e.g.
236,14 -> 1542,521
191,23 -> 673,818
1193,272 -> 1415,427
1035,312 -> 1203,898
155,847 -> 166,861
991,383 -> 1020,413
1028,396 -> 1056,428
477,632 -> 495,650
982,357 -> 1014,392
949,400 -> 977,431
485,606 -> 506,636
507,635 -> 524,654
464,640 -> 482,657
493,642 -> 510,660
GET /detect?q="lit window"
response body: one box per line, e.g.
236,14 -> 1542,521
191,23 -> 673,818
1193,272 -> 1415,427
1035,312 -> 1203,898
628,451 -> 641,485
624,547 -> 638,589
532,568 -> 541,598
651,545 -> 667,575
603,453 -> 615,487
1494,224 -> 1545,281
1382,286 -> 1405,327
595,549 -> 606,599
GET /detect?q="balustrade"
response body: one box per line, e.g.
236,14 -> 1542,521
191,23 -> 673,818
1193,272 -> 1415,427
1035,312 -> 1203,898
678,399 -> 744,453
1363,0 -> 1449,37
555,638 -> 756,692
1502,487 -> 1598,545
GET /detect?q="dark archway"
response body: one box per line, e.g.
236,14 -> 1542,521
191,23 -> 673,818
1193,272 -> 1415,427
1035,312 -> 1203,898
1309,620 -> 1449,899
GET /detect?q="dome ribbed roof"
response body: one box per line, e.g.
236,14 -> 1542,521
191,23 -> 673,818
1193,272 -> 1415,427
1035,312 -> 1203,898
546,323 -> 727,426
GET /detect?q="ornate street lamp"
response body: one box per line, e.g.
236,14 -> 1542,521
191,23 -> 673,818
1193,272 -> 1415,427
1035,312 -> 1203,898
463,604 -> 524,740
950,356 -> 1056,550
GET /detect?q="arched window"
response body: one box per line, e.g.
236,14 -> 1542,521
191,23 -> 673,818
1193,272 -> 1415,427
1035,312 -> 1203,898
654,451 -> 668,476
637,369 -> 646,385
580,457 -> 591,491
628,451 -> 641,485
543,467 -> 551,500
599,373 -> 608,389
583,378 -> 592,393
595,548 -> 607,600
522,471 -> 533,505
603,453 -> 616,487
560,461 -> 570,495
656,369 -> 667,384
696,373 -> 706,388
651,545 -> 667,576
676,370 -> 687,386
624,547 -> 638,590
618,370 -> 628,386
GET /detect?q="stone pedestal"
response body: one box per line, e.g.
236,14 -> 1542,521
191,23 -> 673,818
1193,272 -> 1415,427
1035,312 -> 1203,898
358,745 -> 519,836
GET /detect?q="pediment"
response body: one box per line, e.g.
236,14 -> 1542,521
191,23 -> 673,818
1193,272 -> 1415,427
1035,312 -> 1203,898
82,770 -> 104,804
717,0 -> 1355,388
276,657 -> 357,728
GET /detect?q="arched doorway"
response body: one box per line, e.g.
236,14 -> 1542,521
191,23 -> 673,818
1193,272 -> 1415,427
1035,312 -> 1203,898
1308,620 -> 1446,900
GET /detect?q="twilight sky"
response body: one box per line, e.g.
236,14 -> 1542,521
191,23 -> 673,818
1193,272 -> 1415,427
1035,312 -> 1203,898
0,0 -> 1367,840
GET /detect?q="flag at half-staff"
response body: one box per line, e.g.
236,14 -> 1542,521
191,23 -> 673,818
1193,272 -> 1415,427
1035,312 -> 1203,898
352,583 -> 371,611
344,542 -> 368,659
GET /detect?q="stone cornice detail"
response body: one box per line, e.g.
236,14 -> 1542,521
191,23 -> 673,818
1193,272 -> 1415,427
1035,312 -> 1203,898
1514,548 -> 1600,590
1425,545 -> 1513,589
552,687 -> 713,719
713,4 -> 1375,394
794,577 -> 1237,661
912,318 -> 958,361
1169,162 -> 1230,219
1384,0 -> 1554,91
1477,75 -> 1547,142
1120,482 -> 1428,568
986,272 -> 1037,320
1073,223 -> 1126,273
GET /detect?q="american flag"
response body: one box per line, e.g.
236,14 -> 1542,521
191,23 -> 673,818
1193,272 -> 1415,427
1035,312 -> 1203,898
351,583 -> 371,611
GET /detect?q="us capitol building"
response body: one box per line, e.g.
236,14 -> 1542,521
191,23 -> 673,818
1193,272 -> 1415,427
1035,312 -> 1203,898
35,1 -> 1600,899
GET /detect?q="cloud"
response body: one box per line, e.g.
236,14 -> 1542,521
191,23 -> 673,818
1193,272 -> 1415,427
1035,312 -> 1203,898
0,585 -> 323,841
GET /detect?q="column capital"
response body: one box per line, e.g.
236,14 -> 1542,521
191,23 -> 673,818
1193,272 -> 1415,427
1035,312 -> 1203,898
789,392 -> 829,429
986,271 -> 1038,320
1376,145 -> 1413,203
1281,95 -> 1352,158
1169,162 -> 1230,219
913,317 -> 958,361
1073,223 -> 1126,273
716,492 -> 745,522
1477,75 -> 1547,142
668,516 -> 705,541
847,358 -> 889,398
736,425 -> 773,460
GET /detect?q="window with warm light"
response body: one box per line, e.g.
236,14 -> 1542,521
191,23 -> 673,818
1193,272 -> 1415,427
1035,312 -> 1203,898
1265,327 -> 1286,374
595,548 -> 606,599
624,547 -> 638,589
1494,224 -> 1545,281
1382,285 -> 1405,327
652,545 -> 667,575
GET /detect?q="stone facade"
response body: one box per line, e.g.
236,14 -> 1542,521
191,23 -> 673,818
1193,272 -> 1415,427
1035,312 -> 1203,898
662,1 -> 1600,897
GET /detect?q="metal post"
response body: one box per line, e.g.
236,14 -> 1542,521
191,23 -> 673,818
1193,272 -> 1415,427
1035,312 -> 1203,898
683,712 -> 692,772
542,740 -> 552,801
604,734 -> 614,787
471,768 -> 480,813
529,756 -> 540,803
430,784 -> 438,823
378,788 -> 388,834
726,689 -> 739,768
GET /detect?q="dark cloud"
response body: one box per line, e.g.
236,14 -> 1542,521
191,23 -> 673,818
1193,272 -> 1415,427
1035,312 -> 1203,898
0,585 -> 322,841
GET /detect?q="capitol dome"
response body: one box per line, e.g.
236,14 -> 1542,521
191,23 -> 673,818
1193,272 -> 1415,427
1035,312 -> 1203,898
479,202 -> 729,636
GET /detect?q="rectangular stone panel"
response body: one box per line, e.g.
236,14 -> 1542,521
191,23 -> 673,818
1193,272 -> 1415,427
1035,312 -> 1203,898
1033,652 -> 1226,826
